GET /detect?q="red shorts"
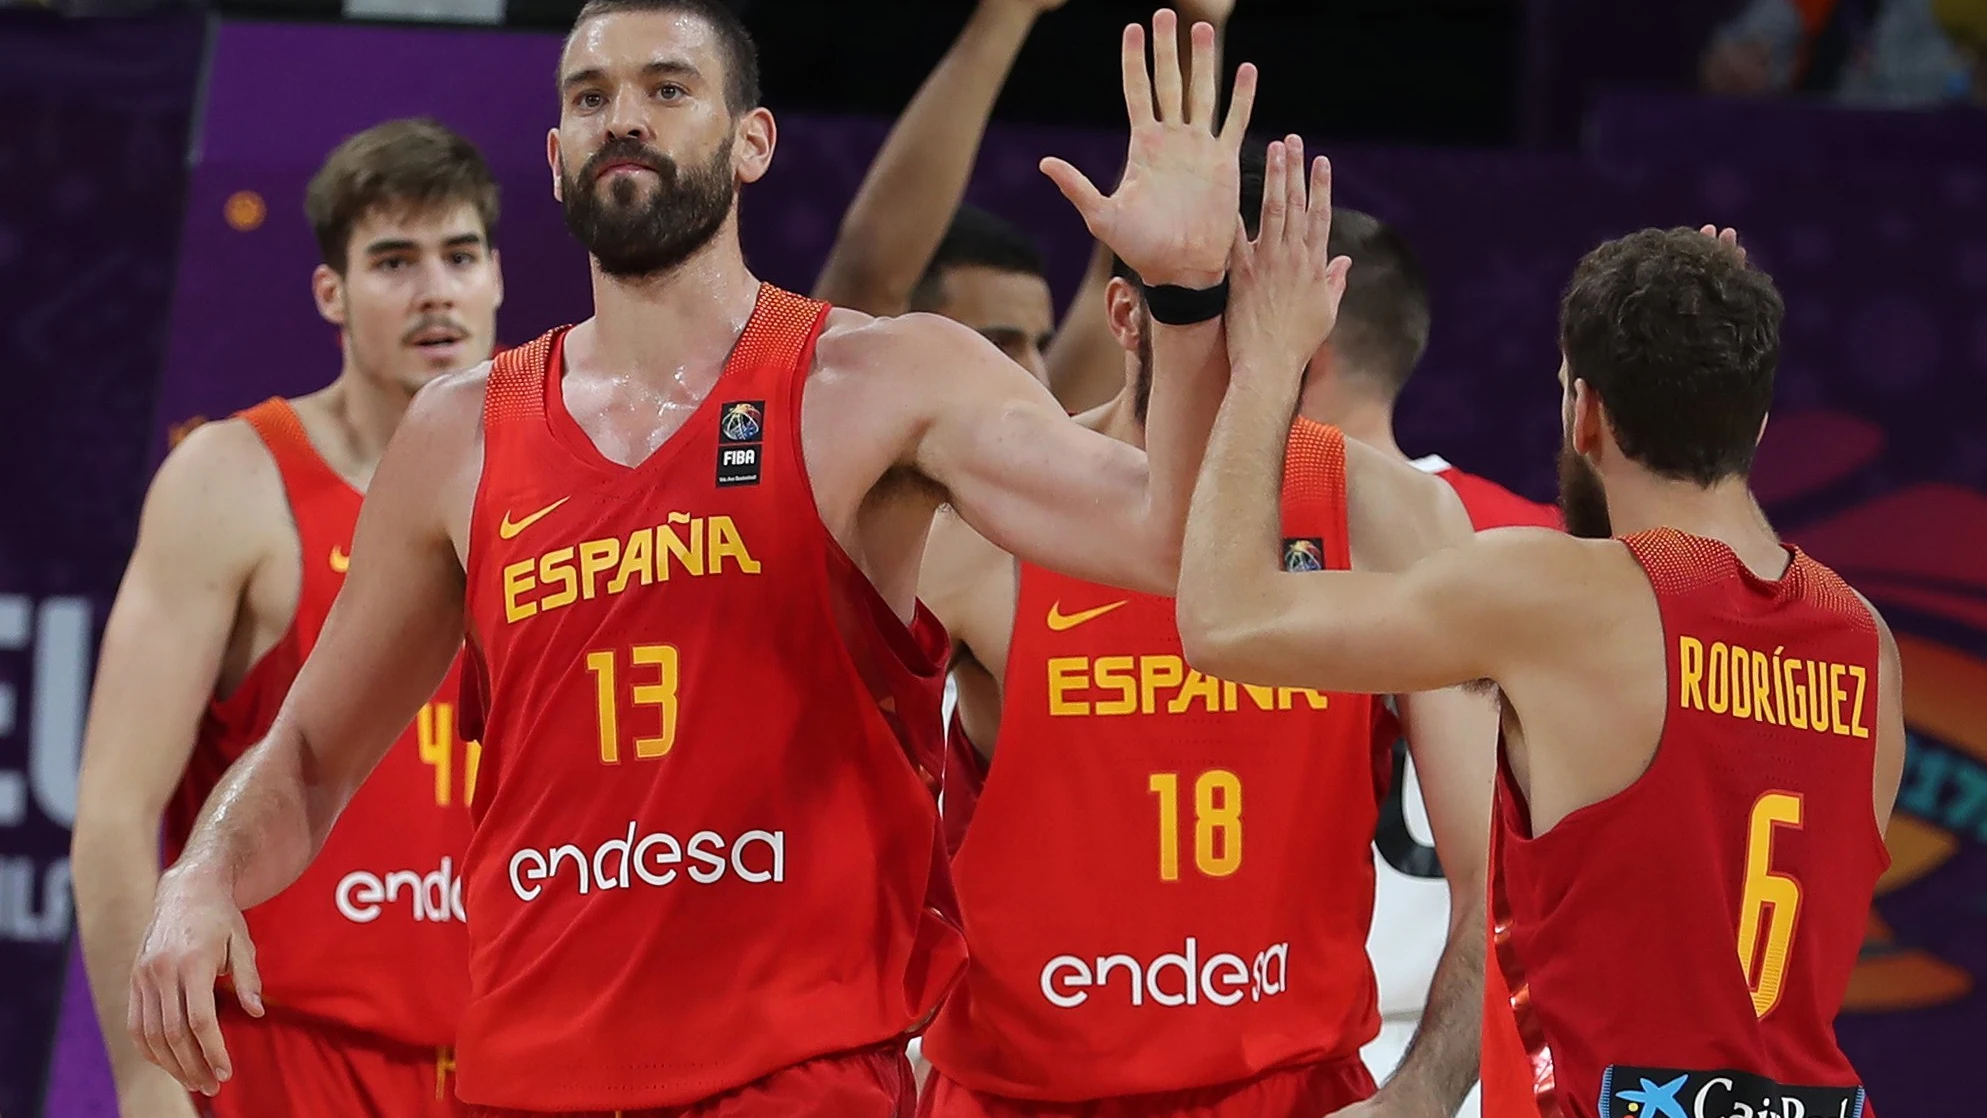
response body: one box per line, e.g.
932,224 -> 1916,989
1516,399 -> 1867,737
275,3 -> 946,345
200,1006 -> 464,1118
919,1056 -> 1375,1118
464,1044 -> 915,1118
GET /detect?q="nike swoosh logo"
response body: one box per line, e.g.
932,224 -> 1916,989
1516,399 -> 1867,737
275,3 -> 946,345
499,497 -> 570,540
1047,599 -> 1127,632
329,546 -> 350,573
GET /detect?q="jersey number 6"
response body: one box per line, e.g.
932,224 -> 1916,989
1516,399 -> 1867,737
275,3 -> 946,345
1737,790 -> 1804,1019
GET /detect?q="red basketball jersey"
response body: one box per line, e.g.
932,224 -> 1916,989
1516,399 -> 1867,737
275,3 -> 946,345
456,285 -> 961,1111
1414,455 -> 1562,531
923,421 -> 1384,1102
165,398 -> 472,1047
1484,529 -> 1884,1118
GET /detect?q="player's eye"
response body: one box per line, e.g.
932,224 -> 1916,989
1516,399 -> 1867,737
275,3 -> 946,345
655,83 -> 685,101
576,90 -> 605,110
375,257 -> 410,272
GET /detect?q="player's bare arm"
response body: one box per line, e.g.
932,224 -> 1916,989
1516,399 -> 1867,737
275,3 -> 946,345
1364,680 -> 1497,1118
73,421 -> 289,1118
813,0 -> 1064,314
127,368 -> 486,1096
1862,593 -> 1907,832
916,14 -> 1253,595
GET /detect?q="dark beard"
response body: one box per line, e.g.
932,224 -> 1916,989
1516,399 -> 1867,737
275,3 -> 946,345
561,135 -> 736,278
1557,435 -> 1614,539
1132,314 -> 1154,424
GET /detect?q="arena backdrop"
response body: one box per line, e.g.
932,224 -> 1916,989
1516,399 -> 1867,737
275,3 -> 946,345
6,16 -> 1985,1118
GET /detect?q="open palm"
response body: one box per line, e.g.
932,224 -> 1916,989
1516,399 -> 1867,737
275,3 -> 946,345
1042,10 -> 1258,289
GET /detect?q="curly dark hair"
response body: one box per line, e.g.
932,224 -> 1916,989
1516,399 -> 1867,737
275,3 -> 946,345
1559,227 -> 1785,485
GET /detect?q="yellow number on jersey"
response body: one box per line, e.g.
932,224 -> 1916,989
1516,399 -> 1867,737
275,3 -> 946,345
1737,791 -> 1804,1018
416,701 -> 479,807
587,644 -> 682,764
1150,769 -> 1243,882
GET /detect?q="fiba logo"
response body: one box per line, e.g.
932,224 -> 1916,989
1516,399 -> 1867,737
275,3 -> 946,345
720,401 -> 764,444
1282,538 -> 1325,573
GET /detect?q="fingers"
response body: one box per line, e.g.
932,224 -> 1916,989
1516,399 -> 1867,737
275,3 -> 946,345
159,974 -> 219,1095
1039,157 -> 1110,232
1259,140 -> 1289,246
1308,155 -> 1334,249
228,918 -> 265,1018
1150,9 -> 1183,122
1283,135 -> 1307,243
185,979 -> 233,1090
1187,20 -> 1218,127
1119,22 -> 1155,127
1220,62 -> 1258,145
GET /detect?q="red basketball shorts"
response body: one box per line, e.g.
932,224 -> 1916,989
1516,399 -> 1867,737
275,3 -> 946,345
200,1005 -> 465,1118
919,1054 -> 1375,1118
463,1043 -> 915,1118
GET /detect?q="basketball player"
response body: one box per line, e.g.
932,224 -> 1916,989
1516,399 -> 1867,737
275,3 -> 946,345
72,118 -> 500,1117
1177,225 -> 1903,1118
130,4 -> 1259,1114
1296,209 -> 1553,1116
812,0 -> 1232,404
918,137 -> 1494,1118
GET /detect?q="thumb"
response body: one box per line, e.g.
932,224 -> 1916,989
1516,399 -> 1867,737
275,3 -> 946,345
1039,157 -> 1111,234
226,917 -> 264,1017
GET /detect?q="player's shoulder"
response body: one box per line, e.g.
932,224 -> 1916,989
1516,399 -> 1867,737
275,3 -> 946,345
401,361 -> 493,442
1343,436 -> 1474,571
815,308 -> 1001,380
138,415 -> 289,567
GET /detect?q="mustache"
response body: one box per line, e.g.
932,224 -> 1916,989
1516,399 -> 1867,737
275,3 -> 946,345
400,314 -> 469,345
580,138 -> 675,182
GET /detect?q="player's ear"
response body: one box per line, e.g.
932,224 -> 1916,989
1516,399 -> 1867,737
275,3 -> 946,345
1570,377 -> 1605,457
313,264 -> 346,328
547,129 -> 565,203
1105,277 -> 1143,354
734,107 -> 776,185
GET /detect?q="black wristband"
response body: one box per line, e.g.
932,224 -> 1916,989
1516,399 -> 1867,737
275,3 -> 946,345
1142,278 -> 1229,326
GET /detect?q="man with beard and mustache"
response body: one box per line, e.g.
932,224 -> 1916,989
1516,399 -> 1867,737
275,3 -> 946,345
1178,226 -> 1904,1118
74,117 -> 500,1118
915,139 -> 1495,1118
128,3 -> 1257,1115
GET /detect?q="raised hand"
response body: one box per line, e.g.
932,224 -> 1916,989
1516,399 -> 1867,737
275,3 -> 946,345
128,867 -> 265,1097
1225,136 -> 1351,382
1041,9 -> 1258,289
1699,223 -> 1747,263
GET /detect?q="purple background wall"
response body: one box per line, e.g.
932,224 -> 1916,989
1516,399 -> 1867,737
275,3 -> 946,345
0,12 -> 206,1118
7,13 -> 1987,1118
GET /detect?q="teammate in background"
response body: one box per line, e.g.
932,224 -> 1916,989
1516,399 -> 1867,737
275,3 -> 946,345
812,0 -> 1234,406
1177,226 -> 1902,1118
1302,210 -> 1553,1116
73,118 -> 500,1117
918,139 -> 1494,1118
131,5 -> 1256,1114
899,205 -> 1058,384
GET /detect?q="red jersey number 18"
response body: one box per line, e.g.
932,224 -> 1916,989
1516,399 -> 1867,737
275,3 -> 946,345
1149,770 -> 1243,882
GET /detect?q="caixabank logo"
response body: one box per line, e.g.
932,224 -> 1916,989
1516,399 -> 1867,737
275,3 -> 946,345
1760,412 -> 1987,1015
1599,1065 -> 1866,1118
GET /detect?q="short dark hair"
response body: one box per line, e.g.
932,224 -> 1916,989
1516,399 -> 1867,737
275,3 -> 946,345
1110,142 -> 1266,285
909,205 -> 1047,312
569,0 -> 761,115
1559,227 -> 1784,485
1325,210 -> 1430,398
304,117 -> 499,275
